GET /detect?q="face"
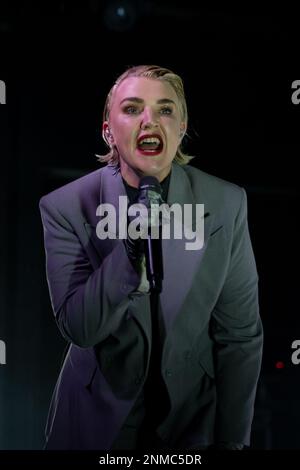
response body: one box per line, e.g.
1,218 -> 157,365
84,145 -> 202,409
103,76 -> 186,187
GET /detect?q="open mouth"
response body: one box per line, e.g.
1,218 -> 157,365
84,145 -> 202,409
136,134 -> 163,156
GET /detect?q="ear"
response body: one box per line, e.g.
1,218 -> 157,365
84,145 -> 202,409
179,122 -> 186,139
102,122 -> 114,144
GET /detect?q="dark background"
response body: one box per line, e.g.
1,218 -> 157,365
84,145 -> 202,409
0,1 -> 299,449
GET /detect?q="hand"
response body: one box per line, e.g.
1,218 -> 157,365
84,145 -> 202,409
124,188 -> 169,268
123,229 -> 144,265
123,201 -> 146,268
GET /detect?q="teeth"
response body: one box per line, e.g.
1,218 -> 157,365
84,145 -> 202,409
139,137 -> 161,145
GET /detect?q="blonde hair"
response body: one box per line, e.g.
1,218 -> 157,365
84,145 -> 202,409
97,65 -> 194,166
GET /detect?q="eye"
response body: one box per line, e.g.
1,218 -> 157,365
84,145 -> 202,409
160,106 -> 173,115
123,106 -> 140,114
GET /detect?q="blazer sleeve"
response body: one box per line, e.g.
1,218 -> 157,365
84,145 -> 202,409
39,195 -> 141,348
211,188 -> 263,445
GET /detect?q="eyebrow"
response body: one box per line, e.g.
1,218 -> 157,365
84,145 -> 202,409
120,97 -> 176,106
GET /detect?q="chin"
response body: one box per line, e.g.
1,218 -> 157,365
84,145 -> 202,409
139,166 -> 165,179
139,160 -> 171,177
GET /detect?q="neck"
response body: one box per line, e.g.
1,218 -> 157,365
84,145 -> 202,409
119,161 -> 172,188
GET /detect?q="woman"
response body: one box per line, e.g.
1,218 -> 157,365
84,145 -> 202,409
40,65 -> 263,450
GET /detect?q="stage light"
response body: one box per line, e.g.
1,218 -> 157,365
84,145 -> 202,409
103,0 -> 138,32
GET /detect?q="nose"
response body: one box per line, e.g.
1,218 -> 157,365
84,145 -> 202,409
140,107 -> 158,130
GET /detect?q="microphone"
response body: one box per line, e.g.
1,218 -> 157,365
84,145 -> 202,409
138,176 -> 164,293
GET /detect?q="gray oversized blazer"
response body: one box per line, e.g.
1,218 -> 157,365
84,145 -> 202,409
39,162 -> 263,450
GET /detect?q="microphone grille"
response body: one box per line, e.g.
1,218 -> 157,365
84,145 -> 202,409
139,176 -> 161,192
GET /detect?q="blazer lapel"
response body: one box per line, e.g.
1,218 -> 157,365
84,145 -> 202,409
84,165 -> 128,258
160,163 -> 214,333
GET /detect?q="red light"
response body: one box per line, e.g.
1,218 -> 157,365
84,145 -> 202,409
275,361 -> 284,369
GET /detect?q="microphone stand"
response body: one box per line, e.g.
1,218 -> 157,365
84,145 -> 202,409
137,176 -> 168,446
142,227 -> 166,443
